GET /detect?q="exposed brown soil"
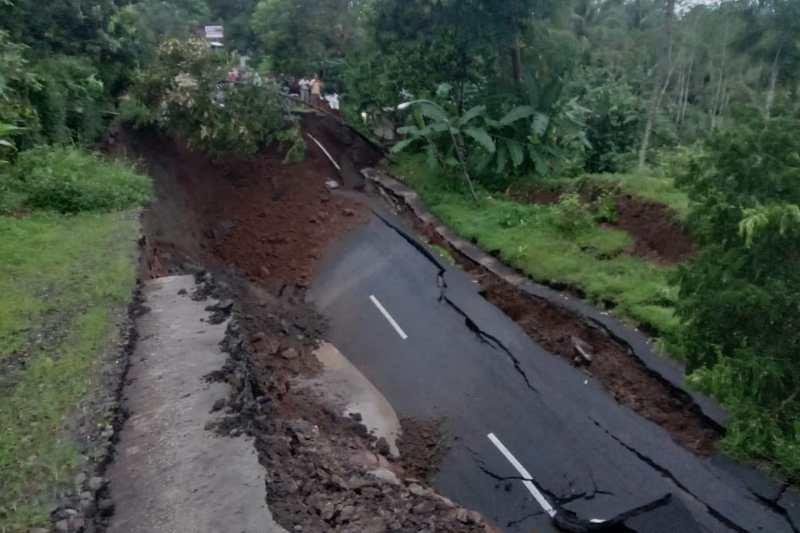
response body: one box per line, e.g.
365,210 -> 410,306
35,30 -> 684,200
406,202 -> 720,457
123,118 -> 498,532
114,115 -> 378,286
223,283 -> 495,533
474,278 -> 719,455
611,193 -> 695,265
511,186 -> 695,265
397,417 -> 451,482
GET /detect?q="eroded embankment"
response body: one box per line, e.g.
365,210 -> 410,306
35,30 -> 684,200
511,185 -> 695,265
120,121 -> 499,532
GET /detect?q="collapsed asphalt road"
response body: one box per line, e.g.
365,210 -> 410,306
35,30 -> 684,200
308,211 -> 797,533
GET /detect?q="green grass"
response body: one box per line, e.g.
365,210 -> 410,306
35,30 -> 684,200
429,244 -> 456,265
0,211 -> 139,531
392,155 -> 681,339
1,146 -> 152,215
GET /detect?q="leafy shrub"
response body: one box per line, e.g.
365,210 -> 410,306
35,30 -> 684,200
675,110 -> 800,478
30,57 -> 108,145
393,84 -> 590,193
118,96 -> 157,130
655,143 -> 706,180
592,191 -> 618,224
550,193 -> 593,234
1,146 -> 152,214
0,32 -> 42,149
0,33 -> 111,149
570,68 -> 643,173
130,38 -> 287,157
275,124 -> 307,164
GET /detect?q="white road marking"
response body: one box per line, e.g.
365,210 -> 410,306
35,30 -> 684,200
487,433 -> 557,518
307,133 -> 341,171
370,295 -> 408,340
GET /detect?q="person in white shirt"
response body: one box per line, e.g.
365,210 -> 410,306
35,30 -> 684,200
299,78 -> 310,103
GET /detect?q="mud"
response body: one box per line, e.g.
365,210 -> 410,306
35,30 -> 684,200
474,278 -> 719,455
218,280 -> 497,533
116,119 -> 377,286
511,185 -> 695,265
397,417 -> 451,482
402,200 -> 720,457
611,193 -> 695,265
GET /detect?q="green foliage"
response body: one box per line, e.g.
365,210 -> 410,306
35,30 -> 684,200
572,68 -> 643,173
1,146 -> 152,214
30,57 -> 108,145
0,211 -> 139,531
251,0 -> 361,76
0,32 -> 42,145
0,121 -> 22,166
550,193 -> 593,234
118,96 -> 157,130
393,84 -> 590,192
655,143 -> 707,180
675,110 -> 800,478
593,190 -> 618,224
275,124 -> 307,164
130,38 -> 287,156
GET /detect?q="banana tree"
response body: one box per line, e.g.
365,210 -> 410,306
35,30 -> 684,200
0,121 -> 21,166
392,98 -> 485,201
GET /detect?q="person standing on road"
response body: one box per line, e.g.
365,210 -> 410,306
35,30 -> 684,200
310,74 -> 323,107
299,78 -> 310,103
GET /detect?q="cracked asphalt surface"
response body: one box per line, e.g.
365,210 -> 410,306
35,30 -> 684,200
308,212 -> 797,533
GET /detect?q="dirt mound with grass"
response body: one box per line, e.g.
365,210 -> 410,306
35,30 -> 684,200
513,185 -> 695,265
611,193 -> 695,265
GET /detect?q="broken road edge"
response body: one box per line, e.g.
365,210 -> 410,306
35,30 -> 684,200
361,167 -> 728,431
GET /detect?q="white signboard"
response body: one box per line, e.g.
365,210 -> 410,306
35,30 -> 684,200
205,25 -> 224,40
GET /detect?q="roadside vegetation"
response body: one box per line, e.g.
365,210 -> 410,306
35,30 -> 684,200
0,2 -> 155,528
1,0 -> 798,518
0,211 -> 140,530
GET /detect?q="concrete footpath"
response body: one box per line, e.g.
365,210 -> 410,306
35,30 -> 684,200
107,275 -> 285,533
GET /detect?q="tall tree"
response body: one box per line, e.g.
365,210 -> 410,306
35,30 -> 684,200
637,0 -> 675,170
736,0 -> 800,118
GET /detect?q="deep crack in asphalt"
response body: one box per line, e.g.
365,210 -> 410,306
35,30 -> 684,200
587,416 -> 791,533
373,210 -> 541,394
372,209 -> 799,533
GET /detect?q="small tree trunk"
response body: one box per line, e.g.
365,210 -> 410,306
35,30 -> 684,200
765,47 -> 782,119
680,57 -> 694,124
450,131 -> 479,202
638,67 -> 673,170
511,37 -> 523,83
637,0 -> 675,171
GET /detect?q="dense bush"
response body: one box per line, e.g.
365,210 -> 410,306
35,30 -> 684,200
572,69 -> 644,173
1,146 -> 152,214
0,32 -> 113,149
30,57 -> 109,145
129,38 -> 287,156
675,110 -> 800,477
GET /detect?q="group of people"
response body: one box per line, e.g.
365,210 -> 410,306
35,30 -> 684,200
294,75 -> 341,112
298,75 -> 324,106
